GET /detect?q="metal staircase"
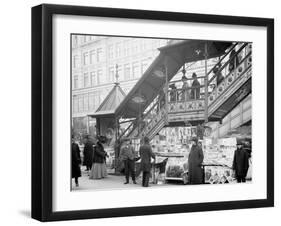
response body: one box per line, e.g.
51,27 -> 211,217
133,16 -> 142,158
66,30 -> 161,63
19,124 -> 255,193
117,41 -> 252,141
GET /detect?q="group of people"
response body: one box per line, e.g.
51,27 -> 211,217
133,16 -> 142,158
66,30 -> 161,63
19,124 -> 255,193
71,135 -> 108,187
72,131 -> 250,187
119,135 -> 206,186
169,72 -> 201,102
119,136 -> 155,187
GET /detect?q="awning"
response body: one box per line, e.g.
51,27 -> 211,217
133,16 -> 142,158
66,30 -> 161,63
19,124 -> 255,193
115,40 -> 233,119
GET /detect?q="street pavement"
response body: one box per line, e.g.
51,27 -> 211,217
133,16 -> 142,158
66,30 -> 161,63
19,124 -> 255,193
71,166 -> 179,191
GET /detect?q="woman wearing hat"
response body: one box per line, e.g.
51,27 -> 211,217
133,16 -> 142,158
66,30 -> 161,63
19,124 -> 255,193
188,137 -> 204,184
89,136 -> 108,179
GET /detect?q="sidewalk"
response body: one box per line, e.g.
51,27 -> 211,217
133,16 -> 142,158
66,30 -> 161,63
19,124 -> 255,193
72,166 -> 176,191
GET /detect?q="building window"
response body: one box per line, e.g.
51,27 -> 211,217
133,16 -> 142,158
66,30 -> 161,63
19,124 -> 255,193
124,64 -> 130,80
78,95 -> 84,112
83,72 -> 89,87
97,70 -> 102,84
89,93 -> 94,110
90,50 -> 96,64
84,94 -> 89,111
73,55 -> 79,68
132,40 -> 138,54
97,48 -> 102,62
108,67 -> 115,83
141,59 -> 149,74
116,42 -> 122,58
73,75 -> 78,89
109,45 -> 114,59
132,62 -> 139,78
73,95 -> 79,113
123,40 -> 130,56
83,52 -> 89,65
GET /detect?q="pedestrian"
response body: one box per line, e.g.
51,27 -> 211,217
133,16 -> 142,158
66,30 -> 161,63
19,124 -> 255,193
139,136 -> 155,187
83,134 -> 94,172
119,138 -> 137,184
89,136 -> 108,179
169,83 -> 177,102
228,49 -> 239,73
72,136 -> 81,187
232,139 -> 249,183
213,63 -> 224,86
188,137 -> 204,184
181,75 -> 190,101
190,73 -> 201,100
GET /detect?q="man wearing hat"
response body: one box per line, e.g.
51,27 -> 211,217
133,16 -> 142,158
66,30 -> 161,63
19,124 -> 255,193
232,139 -> 249,183
169,83 -> 177,102
83,134 -> 94,172
188,137 -> 204,184
190,72 -> 201,100
119,138 -> 137,184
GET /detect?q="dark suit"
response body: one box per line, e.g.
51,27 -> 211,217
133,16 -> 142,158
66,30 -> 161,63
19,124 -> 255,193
72,142 -> 81,184
139,144 -> 155,187
232,148 -> 249,182
188,144 -> 204,184
83,141 -> 94,170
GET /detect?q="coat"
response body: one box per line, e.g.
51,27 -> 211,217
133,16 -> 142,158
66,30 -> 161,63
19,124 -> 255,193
188,144 -> 204,184
92,142 -> 107,164
232,148 -> 249,178
83,141 -> 94,167
229,49 -> 239,72
72,142 -> 81,178
139,144 -> 155,172
190,79 -> 200,99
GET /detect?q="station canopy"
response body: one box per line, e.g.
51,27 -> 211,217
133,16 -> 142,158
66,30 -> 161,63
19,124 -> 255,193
114,40 -> 233,119
89,82 -> 126,118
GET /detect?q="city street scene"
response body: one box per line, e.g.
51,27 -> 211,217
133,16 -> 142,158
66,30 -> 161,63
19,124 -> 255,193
71,35 -> 252,191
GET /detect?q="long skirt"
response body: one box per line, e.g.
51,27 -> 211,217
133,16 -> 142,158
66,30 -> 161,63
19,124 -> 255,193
89,163 -> 107,179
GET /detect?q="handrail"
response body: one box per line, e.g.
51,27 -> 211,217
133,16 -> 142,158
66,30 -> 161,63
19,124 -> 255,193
208,43 -> 248,85
124,91 -> 166,138
119,121 -> 134,139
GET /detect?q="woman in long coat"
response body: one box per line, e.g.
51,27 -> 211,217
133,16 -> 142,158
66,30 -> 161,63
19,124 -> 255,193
188,137 -> 204,184
72,138 -> 81,187
139,136 -> 155,187
89,136 -> 108,179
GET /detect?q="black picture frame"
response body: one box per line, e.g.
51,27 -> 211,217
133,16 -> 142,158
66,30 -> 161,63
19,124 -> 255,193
31,3 -> 274,222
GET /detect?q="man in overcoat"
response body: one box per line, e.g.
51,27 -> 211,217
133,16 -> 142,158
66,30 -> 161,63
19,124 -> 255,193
139,136 -> 155,187
72,136 -> 81,187
119,138 -> 137,184
232,140 -> 249,183
188,137 -> 204,184
83,135 -> 94,171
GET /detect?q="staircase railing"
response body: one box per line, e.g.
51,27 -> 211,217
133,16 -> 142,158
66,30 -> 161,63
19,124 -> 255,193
118,43 -> 251,140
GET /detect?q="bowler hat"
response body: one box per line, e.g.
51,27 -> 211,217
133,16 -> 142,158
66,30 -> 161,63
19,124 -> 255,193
191,137 -> 198,143
236,139 -> 243,145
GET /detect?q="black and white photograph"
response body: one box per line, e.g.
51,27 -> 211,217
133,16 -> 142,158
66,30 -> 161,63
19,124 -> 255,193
71,35 -> 252,190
